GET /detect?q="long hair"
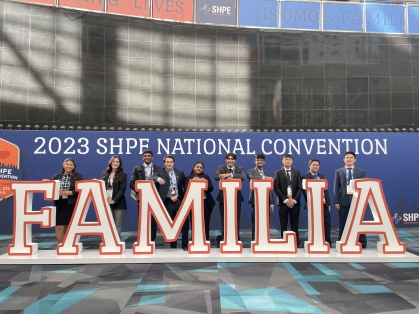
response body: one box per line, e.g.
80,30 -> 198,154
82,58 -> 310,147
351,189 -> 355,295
102,155 -> 124,183
189,161 -> 205,177
60,158 -> 76,174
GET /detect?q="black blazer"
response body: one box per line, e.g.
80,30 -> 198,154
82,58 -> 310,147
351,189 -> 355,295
273,167 -> 302,206
185,173 -> 216,209
247,167 -> 274,207
301,171 -> 331,209
102,171 -> 127,210
52,171 -> 83,206
214,164 -> 246,203
151,168 -> 186,201
130,164 -> 161,191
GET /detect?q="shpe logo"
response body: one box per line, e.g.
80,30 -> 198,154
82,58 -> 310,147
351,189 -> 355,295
392,213 -> 403,224
0,139 -> 22,200
392,212 -> 419,225
200,4 -> 211,14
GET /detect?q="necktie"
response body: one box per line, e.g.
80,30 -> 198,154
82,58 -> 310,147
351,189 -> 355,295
348,168 -> 353,181
286,170 -> 291,182
314,174 -> 319,179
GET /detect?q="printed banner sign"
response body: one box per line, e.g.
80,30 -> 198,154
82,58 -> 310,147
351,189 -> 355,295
195,0 -> 237,25
152,0 -> 194,22
408,6 -> 419,35
323,3 -> 363,32
0,131 -> 418,236
107,0 -> 150,18
238,0 -> 278,28
365,4 -> 405,34
281,1 -> 320,30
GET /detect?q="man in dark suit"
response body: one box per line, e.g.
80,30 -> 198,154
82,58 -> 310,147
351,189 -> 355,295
274,154 -> 303,247
301,158 -> 332,247
214,152 -> 246,243
130,150 -> 161,242
150,155 -> 187,250
333,151 -> 367,248
247,153 -> 274,241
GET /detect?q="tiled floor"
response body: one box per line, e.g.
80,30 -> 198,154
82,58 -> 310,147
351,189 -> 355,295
0,228 -> 419,313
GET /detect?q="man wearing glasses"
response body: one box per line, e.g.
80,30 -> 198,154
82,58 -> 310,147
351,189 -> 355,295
214,153 -> 246,244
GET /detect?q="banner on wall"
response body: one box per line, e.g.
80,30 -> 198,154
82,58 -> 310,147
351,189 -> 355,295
323,3 -> 363,32
280,1 -> 320,30
152,0 -> 194,22
107,0 -> 151,18
238,0 -> 278,28
195,0 -> 237,25
0,131 -> 418,235
365,4 -> 405,34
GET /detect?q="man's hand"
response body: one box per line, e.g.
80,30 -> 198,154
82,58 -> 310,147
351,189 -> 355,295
219,173 -> 232,180
335,204 -> 340,210
269,205 -> 274,213
158,178 -> 165,184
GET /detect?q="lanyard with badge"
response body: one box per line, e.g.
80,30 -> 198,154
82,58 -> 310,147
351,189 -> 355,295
168,172 -> 178,202
107,176 -> 113,200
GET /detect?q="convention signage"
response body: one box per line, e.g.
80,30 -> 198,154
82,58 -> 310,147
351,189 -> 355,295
408,6 -> 419,35
365,4 -> 405,34
107,0 -> 150,18
7,178 -> 406,256
280,1 -> 320,30
195,0 -> 237,25
323,3 -> 363,32
152,0 -> 194,22
238,0 -> 278,28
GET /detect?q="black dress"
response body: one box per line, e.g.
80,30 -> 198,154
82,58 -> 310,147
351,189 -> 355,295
52,171 -> 83,226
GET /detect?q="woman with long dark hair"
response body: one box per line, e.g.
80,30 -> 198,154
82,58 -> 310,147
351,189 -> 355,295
101,155 -> 127,237
50,158 -> 83,242
185,161 -> 215,242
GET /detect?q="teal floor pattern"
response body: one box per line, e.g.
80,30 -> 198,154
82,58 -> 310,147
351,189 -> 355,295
0,228 -> 419,313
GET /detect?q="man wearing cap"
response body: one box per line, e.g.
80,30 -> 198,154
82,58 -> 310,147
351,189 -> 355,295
247,153 -> 275,241
214,152 -> 246,244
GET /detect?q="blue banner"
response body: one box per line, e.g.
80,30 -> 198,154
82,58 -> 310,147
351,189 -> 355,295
0,131 -> 418,234
195,0 -> 237,25
238,0 -> 278,28
323,3 -> 363,32
366,4 -> 405,34
281,1 -> 320,30
408,6 -> 419,34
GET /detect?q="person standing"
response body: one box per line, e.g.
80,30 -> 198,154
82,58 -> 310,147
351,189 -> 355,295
214,152 -> 246,243
101,155 -> 127,238
48,158 -> 83,243
247,153 -> 274,241
130,150 -> 161,241
333,151 -> 367,248
150,155 -> 187,250
301,158 -> 332,247
274,154 -> 303,248
185,161 -> 215,242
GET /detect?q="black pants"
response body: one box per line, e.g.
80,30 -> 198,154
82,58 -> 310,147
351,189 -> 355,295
323,205 -> 332,246
163,197 -> 189,248
203,199 -> 213,241
278,204 -> 300,245
219,202 -> 241,240
338,205 -> 367,247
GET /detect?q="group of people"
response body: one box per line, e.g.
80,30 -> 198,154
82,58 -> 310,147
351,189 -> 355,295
48,150 -> 366,250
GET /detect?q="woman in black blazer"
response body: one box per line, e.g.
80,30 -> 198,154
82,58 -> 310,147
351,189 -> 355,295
50,158 -> 83,242
185,161 -> 215,241
101,155 -> 127,237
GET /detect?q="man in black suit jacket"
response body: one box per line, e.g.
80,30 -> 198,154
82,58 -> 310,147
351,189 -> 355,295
334,151 -> 367,248
130,150 -> 161,242
301,158 -> 332,247
247,153 -> 274,241
214,152 -> 246,242
274,154 -> 303,247
150,155 -> 187,250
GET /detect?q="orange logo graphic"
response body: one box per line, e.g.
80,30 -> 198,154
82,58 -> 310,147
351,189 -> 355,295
0,139 -> 21,200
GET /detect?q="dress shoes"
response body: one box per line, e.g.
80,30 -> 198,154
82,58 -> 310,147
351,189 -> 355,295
182,246 -> 188,251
